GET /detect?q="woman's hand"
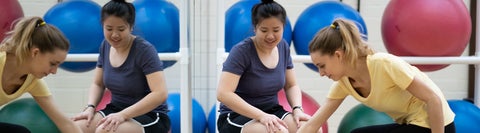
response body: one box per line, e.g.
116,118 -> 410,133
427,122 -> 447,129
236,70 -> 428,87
97,112 -> 127,132
258,114 -> 288,133
292,109 -> 311,128
71,107 -> 96,127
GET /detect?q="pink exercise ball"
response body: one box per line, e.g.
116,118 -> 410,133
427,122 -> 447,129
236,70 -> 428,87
96,89 -> 112,111
0,0 -> 24,41
381,0 -> 471,72
278,89 -> 328,133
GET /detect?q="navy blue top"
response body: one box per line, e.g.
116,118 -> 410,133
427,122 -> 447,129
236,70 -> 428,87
97,37 -> 168,113
219,38 -> 293,114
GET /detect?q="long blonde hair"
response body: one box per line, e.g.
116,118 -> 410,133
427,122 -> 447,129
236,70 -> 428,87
0,16 -> 69,66
308,18 -> 373,68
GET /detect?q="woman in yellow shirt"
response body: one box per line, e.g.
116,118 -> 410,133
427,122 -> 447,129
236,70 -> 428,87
0,16 -> 81,133
298,19 -> 455,133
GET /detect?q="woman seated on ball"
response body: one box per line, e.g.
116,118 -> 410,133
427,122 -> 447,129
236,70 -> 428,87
216,0 -> 314,133
72,0 -> 170,133
0,16 -> 82,133
298,18 -> 455,133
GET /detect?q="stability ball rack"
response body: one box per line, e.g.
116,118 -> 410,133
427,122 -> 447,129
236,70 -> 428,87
63,0 -> 193,132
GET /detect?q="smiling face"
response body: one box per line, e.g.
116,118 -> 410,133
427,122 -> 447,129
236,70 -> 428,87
310,50 -> 346,81
254,17 -> 284,49
28,48 -> 67,78
103,16 -> 132,48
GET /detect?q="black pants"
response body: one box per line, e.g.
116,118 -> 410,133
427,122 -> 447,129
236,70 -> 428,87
0,122 -> 31,133
351,122 -> 455,133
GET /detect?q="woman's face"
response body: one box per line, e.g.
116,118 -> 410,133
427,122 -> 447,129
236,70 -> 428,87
29,48 -> 67,78
310,50 -> 346,81
254,17 -> 284,49
103,16 -> 132,48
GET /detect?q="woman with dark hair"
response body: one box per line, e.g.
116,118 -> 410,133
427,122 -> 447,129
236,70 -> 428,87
72,0 -> 170,132
216,0 -> 313,133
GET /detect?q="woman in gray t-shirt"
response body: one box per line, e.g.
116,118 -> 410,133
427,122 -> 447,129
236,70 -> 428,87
217,0 -> 311,133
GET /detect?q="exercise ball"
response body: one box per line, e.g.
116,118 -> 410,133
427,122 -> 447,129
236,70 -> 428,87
277,89 -> 328,133
293,1 -> 367,72
382,0 -> 471,72
133,0 -> 179,69
225,0 -> 292,52
44,0 -> 103,72
0,98 -> 60,133
447,100 -> 480,133
208,105 -> 217,133
0,0 -> 24,41
96,89 -> 112,111
338,104 -> 394,133
166,93 -> 207,133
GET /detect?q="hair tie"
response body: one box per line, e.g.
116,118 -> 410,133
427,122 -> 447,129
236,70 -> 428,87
330,24 -> 336,29
36,21 -> 46,27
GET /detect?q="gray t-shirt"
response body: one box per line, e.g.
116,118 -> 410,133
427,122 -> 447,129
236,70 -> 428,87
220,38 -> 293,114
97,37 -> 168,113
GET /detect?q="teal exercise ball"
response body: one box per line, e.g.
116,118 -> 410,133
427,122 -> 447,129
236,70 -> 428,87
0,98 -> 60,133
338,104 -> 394,133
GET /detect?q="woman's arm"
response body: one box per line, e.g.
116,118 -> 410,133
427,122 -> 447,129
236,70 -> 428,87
284,68 -> 310,127
34,96 -> 82,133
72,67 -> 105,126
406,77 -> 444,133
298,98 -> 343,133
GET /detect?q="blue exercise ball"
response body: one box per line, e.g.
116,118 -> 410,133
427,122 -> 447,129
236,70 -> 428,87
0,98 -> 60,133
166,93 -> 207,133
447,100 -> 480,133
133,0 -> 179,69
225,0 -> 292,52
44,0 -> 103,72
208,105 -> 217,133
293,1 -> 367,72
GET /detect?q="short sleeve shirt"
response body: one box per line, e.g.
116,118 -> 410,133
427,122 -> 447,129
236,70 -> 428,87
97,37 -> 168,113
219,38 -> 293,113
328,53 -> 455,127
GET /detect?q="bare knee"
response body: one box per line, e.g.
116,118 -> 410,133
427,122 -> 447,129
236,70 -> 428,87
95,121 -> 143,133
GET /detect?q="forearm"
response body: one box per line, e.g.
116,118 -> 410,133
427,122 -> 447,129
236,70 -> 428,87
87,84 -> 105,107
120,91 -> 167,119
284,85 -> 302,109
218,92 -> 266,120
426,97 -> 444,133
300,98 -> 342,132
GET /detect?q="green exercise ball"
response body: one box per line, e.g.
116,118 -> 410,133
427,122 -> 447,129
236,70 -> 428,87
338,104 -> 394,133
0,98 -> 60,133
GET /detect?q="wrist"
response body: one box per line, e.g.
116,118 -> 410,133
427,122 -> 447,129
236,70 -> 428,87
83,104 -> 96,111
292,105 -> 303,112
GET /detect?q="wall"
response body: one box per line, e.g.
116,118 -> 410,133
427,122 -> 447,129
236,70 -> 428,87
12,0 -> 472,133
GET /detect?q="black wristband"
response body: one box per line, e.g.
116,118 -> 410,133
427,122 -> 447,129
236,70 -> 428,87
292,106 -> 303,111
84,104 -> 96,111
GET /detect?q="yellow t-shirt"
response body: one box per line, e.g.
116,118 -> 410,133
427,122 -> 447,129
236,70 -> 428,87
0,52 -> 51,106
328,53 -> 454,128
